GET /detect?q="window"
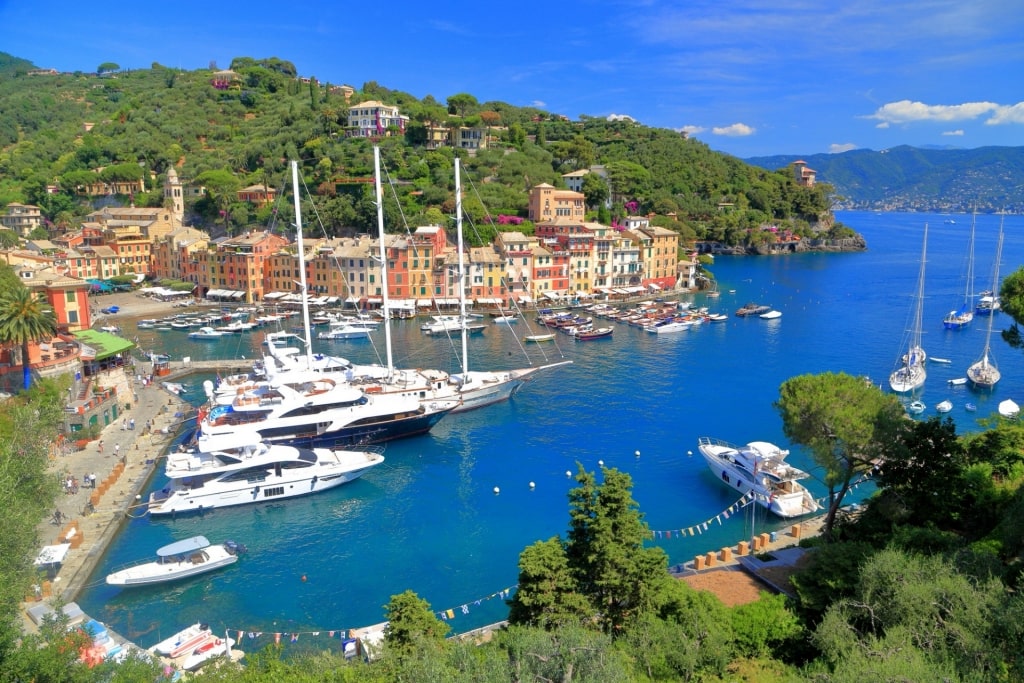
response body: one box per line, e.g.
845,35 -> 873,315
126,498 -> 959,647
66,291 -> 75,303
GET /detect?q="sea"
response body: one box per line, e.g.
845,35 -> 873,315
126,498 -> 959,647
76,210 -> 1024,653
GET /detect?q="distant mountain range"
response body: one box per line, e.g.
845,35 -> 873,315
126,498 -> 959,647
745,145 -> 1024,214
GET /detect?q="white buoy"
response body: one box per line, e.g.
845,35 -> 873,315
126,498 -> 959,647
493,486 -> 500,494
566,470 -> 572,477
598,460 -> 604,467
635,450 -> 641,457
135,494 -> 141,501
529,481 -> 535,489
687,450 -> 693,456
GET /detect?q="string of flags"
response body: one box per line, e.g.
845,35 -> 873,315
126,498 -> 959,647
437,585 -> 517,622
223,584 -> 520,646
649,494 -> 751,540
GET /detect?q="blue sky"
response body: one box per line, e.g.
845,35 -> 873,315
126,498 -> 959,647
3,0 -> 1022,158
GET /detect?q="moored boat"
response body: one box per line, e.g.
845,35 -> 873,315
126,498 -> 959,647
735,303 -> 771,317
759,309 -> 782,320
150,622 -> 213,658
696,437 -> 820,518
936,400 -> 953,413
523,333 -> 556,343
574,326 -> 614,341
999,399 -> 1019,418
907,400 -> 926,415
182,636 -> 234,671
889,224 -> 928,393
105,536 -> 244,587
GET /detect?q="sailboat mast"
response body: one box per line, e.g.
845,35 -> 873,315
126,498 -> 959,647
290,160 -> 314,371
455,157 -> 469,376
373,146 -> 394,373
983,218 -> 1005,358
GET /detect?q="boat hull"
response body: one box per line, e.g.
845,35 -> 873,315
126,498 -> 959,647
106,548 -> 238,586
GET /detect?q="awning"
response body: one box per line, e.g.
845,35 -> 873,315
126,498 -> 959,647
518,296 -> 533,303
475,297 -> 503,304
345,296 -> 360,303
34,543 -> 71,566
416,299 -> 433,307
231,291 -> 245,299
366,297 -> 383,304
263,291 -> 288,300
648,283 -> 662,291
72,330 -> 135,360
434,298 -> 459,305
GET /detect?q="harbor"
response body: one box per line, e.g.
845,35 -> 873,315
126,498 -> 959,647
22,210 -> 1024,661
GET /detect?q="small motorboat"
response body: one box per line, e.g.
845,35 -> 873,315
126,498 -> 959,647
182,636 -> 234,671
759,310 -> 782,320
189,326 -> 226,340
907,400 -> 926,415
936,400 -> 953,413
523,333 -> 556,343
999,399 -> 1020,418
948,377 -> 968,385
931,357 -> 952,364
965,402 -> 977,412
150,622 -> 213,658
105,536 -> 245,587
574,326 -> 614,341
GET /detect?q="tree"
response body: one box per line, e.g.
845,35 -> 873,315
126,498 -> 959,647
446,93 -> 479,117
0,284 -> 57,390
564,466 -> 668,633
383,590 -> 449,656
97,62 -> 119,74
581,171 -> 609,210
0,230 -> 19,249
999,266 -> 1024,351
507,537 -> 590,629
775,372 -> 905,537
194,168 -> 242,235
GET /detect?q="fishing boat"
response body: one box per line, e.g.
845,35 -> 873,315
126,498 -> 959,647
148,431 -> 384,515
696,437 -> 820,518
889,224 -> 928,393
936,400 -> 953,413
105,536 -> 244,586
967,218 -> 1003,389
943,211 -> 976,329
150,623 -> 213,659
998,399 -> 1019,418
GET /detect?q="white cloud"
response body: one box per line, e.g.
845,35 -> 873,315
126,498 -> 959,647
876,121 -> 890,129
678,125 -> 706,135
829,143 -> 858,153
607,113 -> 636,122
529,100 -> 546,109
712,122 -> 755,136
987,102 -> 1024,125
867,99 -> 999,124
942,129 -> 965,136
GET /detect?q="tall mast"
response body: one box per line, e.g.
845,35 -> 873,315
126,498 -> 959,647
373,146 -> 394,374
291,161 -> 313,371
455,157 -> 469,376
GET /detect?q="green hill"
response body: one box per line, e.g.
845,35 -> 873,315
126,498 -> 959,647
0,52 -> 841,247
745,146 -> 1024,213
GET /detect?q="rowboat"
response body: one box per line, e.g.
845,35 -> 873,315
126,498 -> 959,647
523,333 -> 556,343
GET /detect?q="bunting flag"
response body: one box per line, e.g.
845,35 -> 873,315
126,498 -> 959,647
648,495 -> 749,541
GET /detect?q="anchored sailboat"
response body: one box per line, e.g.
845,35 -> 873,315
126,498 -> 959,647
448,156 -> 571,412
889,224 -> 928,393
967,216 -> 1004,389
943,211 -> 976,329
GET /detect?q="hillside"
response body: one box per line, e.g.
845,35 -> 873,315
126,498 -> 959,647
0,53 -> 844,248
745,146 -> 1024,213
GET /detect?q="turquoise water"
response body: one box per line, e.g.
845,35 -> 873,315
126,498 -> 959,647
77,211 -> 1024,652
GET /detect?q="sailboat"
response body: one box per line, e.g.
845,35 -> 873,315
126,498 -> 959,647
967,217 -> 1004,389
447,156 -> 571,413
942,211 -> 975,329
889,224 -> 928,393
199,161 -> 459,447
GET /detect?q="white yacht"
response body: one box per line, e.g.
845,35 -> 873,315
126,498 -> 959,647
148,431 -> 384,515
697,437 -> 820,518
105,535 -> 244,586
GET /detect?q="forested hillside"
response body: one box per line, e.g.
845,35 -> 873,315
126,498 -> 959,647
746,146 -> 1024,213
0,54 -> 844,247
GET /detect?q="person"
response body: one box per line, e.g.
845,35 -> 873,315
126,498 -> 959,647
121,419 -> 127,431
129,418 -> 135,430
98,440 -> 103,453
114,443 -> 120,456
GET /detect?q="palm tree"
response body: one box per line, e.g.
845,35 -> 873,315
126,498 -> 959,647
0,285 -> 58,391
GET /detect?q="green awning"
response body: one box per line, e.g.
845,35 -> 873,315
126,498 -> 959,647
72,330 -> 136,360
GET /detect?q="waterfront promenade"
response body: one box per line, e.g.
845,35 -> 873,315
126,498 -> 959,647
25,366 -> 193,624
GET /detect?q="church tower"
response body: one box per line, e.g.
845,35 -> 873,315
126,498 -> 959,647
164,167 -> 184,228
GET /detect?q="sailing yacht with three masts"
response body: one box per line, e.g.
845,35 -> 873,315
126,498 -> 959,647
889,224 -> 928,393
967,216 -> 1004,389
